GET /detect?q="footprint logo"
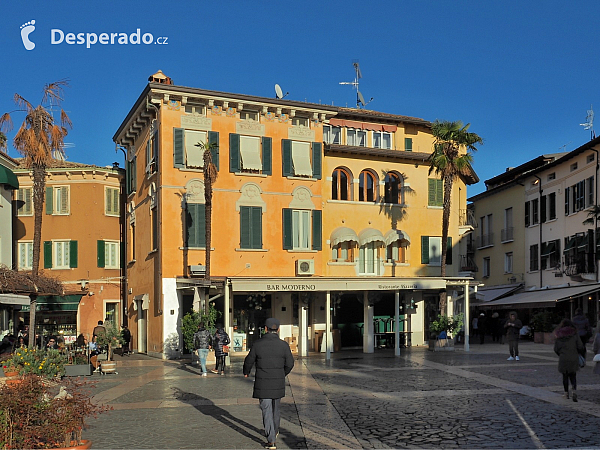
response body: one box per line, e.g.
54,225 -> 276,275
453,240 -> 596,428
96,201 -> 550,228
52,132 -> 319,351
20,20 -> 36,50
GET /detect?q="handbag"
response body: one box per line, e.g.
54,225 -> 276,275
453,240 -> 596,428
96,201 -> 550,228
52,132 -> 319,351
578,354 -> 586,368
223,345 -> 230,354
593,354 -> 600,362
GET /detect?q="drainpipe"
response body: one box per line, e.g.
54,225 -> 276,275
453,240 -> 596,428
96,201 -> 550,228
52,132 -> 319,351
116,145 -> 128,327
534,175 -> 543,288
592,148 -> 599,282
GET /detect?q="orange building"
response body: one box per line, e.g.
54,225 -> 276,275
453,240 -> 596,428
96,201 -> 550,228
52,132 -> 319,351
13,160 -> 125,344
114,71 -> 478,359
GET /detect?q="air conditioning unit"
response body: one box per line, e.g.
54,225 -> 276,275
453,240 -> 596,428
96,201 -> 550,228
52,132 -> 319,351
188,265 -> 206,277
296,259 -> 314,276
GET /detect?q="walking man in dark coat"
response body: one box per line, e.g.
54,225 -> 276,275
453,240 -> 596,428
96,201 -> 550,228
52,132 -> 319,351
243,318 -> 294,450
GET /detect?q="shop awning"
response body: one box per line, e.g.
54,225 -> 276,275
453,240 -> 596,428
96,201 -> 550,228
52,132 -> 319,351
20,295 -> 83,312
0,165 -> 19,189
330,227 -> 359,246
481,284 -> 600,309
0,293 -> 30,306
358,228 -> 385,245
474,285 -> 523,303
384,229 -> 410,247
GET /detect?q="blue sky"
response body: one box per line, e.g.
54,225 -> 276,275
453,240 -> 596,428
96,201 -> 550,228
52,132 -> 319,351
1,0 -> 598,196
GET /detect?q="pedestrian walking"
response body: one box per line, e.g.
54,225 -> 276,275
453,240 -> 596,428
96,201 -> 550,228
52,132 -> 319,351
211,324 -> 230,375
478,312 -> 487,344
572,308 -> 591,346
505,311 -> 522,361
554,318 -> 586,401
490,312 -> 501,343
243,318 -> 294,450
121,325 -> 131,355
472,315 -> 479,342
593,330 -> 600,376
193,322 -> 211,376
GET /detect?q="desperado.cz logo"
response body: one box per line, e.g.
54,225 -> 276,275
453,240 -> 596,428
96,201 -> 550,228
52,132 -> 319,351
20,19 -> 168,50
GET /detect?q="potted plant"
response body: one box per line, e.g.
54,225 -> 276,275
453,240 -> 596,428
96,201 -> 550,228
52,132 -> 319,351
181,303 -> 222,364
0,373 -> 110,449
429,313 -> 464,351
4,347 -> 66,379
531,311 -> 557,344
64,354 -> 93,377
95,321 -> 124,374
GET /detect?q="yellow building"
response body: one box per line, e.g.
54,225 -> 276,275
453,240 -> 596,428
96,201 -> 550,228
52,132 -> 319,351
13,159 -> 124,344
114,71 -> 478,358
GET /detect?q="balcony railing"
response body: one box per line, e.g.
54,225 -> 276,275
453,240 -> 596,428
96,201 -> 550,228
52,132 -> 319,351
501,227 -> 514,242
459,209 -> 477,228
460,255 -> 478,272
476,233 -> 494,249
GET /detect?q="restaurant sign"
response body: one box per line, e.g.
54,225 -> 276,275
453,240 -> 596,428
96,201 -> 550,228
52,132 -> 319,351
231,278 -> 446,292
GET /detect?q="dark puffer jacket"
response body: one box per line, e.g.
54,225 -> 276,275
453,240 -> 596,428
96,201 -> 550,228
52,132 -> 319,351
243,332 -> 294,399
212,328 -> 230,357
554,326 -> 585,374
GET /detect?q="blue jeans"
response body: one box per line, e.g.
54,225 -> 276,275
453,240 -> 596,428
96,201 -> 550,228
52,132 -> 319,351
259,398 -> 281,443
197,349 -> 209,373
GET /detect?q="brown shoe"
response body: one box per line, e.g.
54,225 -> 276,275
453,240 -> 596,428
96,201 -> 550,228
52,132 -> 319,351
210,369 -> 219,374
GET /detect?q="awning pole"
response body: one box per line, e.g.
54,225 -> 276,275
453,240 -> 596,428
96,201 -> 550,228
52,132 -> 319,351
394,290 -> 400,356
465,281 -> 470,352
326,291 -> 331,361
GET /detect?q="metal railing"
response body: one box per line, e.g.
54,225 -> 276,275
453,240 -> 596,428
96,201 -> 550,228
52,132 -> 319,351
476,233 -> 494,248
501,227 -> 514,242
460,255 -> 478,272
459,209 -> 477,228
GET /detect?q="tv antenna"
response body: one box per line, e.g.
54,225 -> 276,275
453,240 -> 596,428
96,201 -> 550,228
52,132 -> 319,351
339,60 -> 373,108
580,105 -> 595,139
275,83 -> 289,99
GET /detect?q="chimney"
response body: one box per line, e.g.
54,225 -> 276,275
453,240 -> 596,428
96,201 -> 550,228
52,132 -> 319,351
148,70 -> 173,85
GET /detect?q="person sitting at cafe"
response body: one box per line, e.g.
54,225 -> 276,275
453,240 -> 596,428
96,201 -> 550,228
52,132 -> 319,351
46,336 -> 58,350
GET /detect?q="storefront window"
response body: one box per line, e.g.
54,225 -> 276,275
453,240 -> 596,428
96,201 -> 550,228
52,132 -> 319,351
233,294 -> 271,351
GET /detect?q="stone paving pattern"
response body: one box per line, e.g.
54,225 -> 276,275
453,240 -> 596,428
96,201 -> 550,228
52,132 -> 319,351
82,342 -> 600,449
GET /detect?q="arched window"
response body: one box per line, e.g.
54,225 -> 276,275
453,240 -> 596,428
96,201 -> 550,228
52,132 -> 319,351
359,170 -> 376,202
384,173 -> 402,204
332,168 -> 350,201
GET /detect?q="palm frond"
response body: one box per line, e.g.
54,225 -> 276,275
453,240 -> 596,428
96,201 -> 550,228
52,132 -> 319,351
0,113 -> 14,132
42,79 -> 70,105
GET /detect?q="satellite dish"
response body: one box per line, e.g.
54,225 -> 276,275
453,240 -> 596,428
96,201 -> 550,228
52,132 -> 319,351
357,91 -> 366,106
275,84 -> 289,99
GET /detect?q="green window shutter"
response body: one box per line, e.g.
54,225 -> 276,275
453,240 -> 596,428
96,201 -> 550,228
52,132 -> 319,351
69,240 -> 78,268
282,140 -> 293,177
132,157 -> 137,191
312,209 -> 322,250
208,131 -> 219,171
186,203 -> 206,248
97,240 -> 105,268
427,179 -> 435,206
312,142 -> 322,179
251,206 -> 262,249
173,128 -> 185,168
146,139 -> 151,172
240,206 -> 251,249
229,134 -> 241,173
46,187 -> 53,214
446,237 -> 452,265
153,130 -> 159,169
436,180 -> 443,206
44,241 -> 52,269
405,138 -> 413,151
282,208 -> 293,250
262,137 -> 272,175
421,236 -> 430,264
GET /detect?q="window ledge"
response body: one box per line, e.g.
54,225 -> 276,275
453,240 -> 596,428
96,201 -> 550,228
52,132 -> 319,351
234,172 -> 268,178
327,200 -> 377,206
179,247 -> 214,251
427,206 -> 443,210
384,262 -> 409,266
286,176 -> 318,182
148,249 -> 158,255
545,218 -> 558,224
178,167 -> 205,173
287,249 -> 319,253
501,239 -> 514,244
328,261 -> 356,266
235,248 -> 269,252
380,202 -> 407,208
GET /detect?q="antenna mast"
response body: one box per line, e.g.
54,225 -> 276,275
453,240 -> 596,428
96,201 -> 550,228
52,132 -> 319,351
580,104 -> 595,139
339,60 -> 372,108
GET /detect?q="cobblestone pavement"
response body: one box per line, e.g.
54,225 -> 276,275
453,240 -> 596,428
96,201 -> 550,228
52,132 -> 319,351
82,342 -> 600,449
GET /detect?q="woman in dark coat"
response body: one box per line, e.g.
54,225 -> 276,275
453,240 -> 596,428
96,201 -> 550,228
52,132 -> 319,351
211,324 -> 230,375
593,331 -> 600,376
554,319 -> 585,402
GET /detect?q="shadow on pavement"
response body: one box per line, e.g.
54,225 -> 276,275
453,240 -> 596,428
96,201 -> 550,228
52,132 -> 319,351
171,387 -> 266,446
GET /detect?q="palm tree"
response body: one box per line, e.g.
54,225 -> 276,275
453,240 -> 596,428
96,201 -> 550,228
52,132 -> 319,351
0,80 -> 72,346
428,120 -> 482,315
196,141 -> 218,314
0,131 -> 6,151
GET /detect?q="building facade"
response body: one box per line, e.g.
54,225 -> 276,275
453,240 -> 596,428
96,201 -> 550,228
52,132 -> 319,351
113,71 -> 477,359
13,160 -> 125,343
